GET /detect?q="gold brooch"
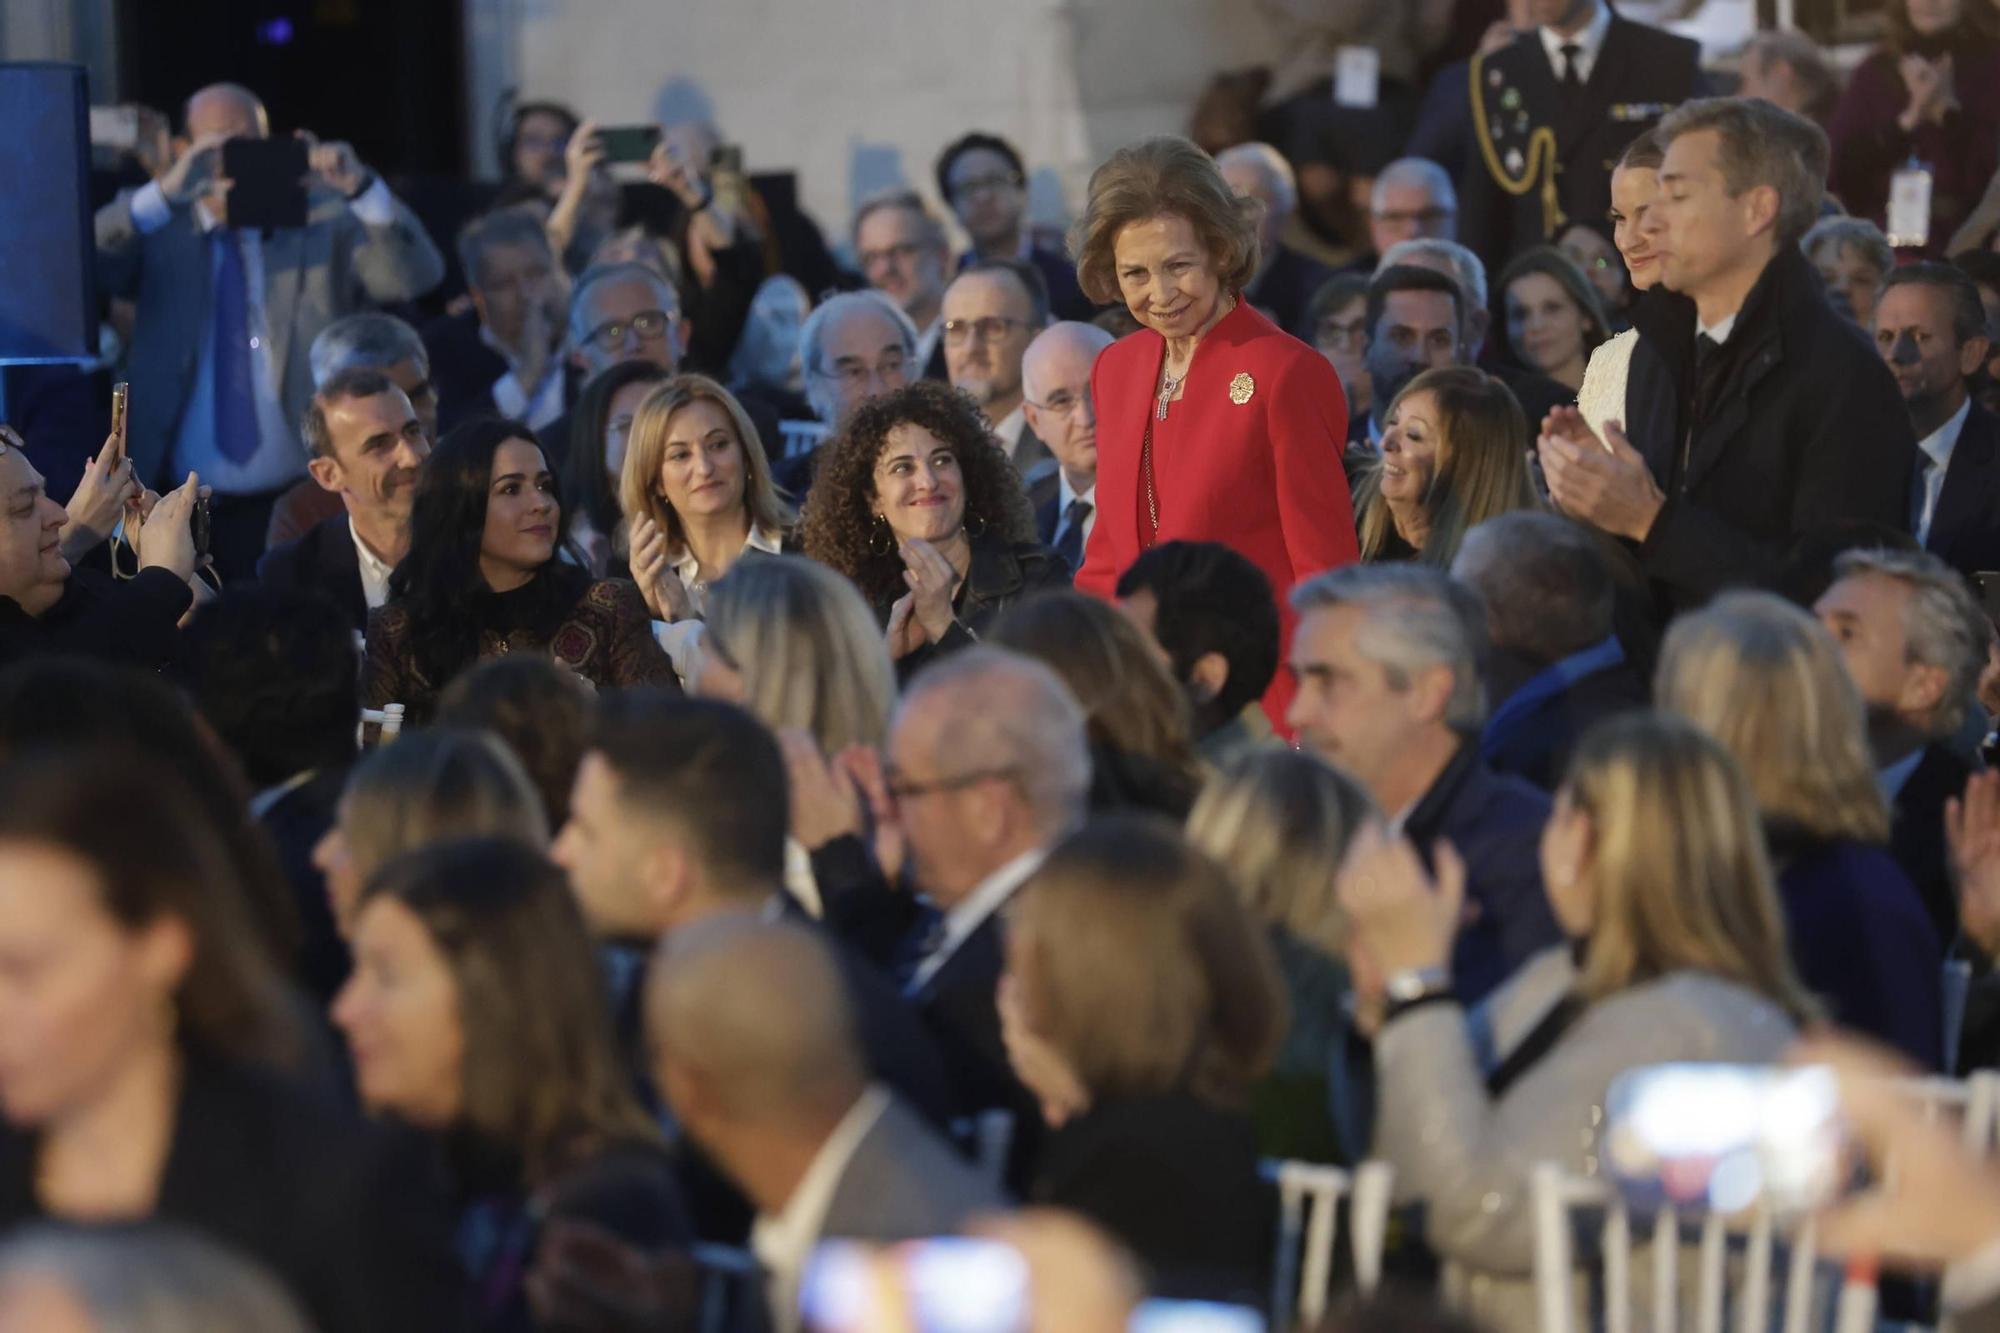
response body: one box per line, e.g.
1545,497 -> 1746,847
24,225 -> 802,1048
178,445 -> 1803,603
1229,372 -> 1255,405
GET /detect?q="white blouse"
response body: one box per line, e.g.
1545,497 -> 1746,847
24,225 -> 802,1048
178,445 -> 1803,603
1576,327 -> 1639,445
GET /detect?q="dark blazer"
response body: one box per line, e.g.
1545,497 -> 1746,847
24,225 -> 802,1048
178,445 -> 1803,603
422,309 -> 509,434
819,1094 -> 1009,1238
1890,744 -> 1976,950
257,512 -> 368,634
884,535 -> 1072,679
0,1056 -> 465,1333
1459,17 -> 1704,263
1927,401 -> 2000,581
1621,249 -> 1918,612
0,567 -> 190,670
1772,831 -> 1945,1069
1479,645 -> 1648,791
1401,741 -> 1564,1005
260,765 -> 354,1007
1033,1092 -> 1273,1306
1246,243 -> 1338,339
1031,476 -> 1062,547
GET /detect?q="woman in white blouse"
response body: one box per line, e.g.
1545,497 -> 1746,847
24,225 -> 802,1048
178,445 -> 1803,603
618,373 -> 796,683
1576,129 -> 1667,443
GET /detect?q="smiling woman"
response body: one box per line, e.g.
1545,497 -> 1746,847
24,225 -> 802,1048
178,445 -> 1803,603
361,418 -> 677,722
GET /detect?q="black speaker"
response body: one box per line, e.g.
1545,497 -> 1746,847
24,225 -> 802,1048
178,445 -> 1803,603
0,63 -> 94,364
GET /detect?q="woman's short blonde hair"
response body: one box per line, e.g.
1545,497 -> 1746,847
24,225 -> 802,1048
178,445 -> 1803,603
1563,713 -> 1817,1022
1186,749 -> 1376,959
1068,136 -> 1262,307
1011,815 -> 1286,1108
1655,590 -> 1890,844
618,374 -> 795,555
704,556 -> 897,754
339,729 -> 549,888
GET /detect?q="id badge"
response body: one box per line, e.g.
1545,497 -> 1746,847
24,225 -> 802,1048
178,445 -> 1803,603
1888,163 -> 1934,248
1334,45 -> 1380,108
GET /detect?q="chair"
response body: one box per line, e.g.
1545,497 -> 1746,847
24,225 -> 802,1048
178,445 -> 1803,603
1263,1158 -> 1394,1332
1899,1069 -> 2000,1154
777,419 -> 829,459
357,703 -> 405,747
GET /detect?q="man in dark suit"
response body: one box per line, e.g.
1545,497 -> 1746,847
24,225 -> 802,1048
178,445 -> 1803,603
1289,565 -> 1563,1004
942,261 -> 1053,484
256,370 -> 430,636
1217,143 -> 1338,338
937,131 -> 1092,321
1021,323 -> 1113,571
94,82 -> 444,581
1540,98 -> 1917,616
854,190 -> 953,383
1452,511 -> 1647,792
1459,0 -> 1703,264
1815,547 -> 1990,946
423,207 -> 572,436
1874,264 -> 2000,582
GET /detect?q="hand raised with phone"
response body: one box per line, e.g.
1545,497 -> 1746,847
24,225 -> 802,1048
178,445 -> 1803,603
137,473 -> 202,583
159,132 -> 232,208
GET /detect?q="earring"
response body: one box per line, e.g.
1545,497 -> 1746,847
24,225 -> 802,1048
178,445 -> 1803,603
869,513 -> 894,555
963,511 -> 989,539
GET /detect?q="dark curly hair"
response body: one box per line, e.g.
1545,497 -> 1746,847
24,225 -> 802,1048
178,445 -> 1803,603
797,380 -> 1034,609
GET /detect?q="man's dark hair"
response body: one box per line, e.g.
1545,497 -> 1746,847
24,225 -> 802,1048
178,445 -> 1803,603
1366,264 -> 1464,341
436,656 -> 597,830
1115,541 -> 1279,732
1883,261 -> 1991,347
172,586 -> 360,789
1453,513 -> 1614,665
301,367 -> 398,461
588,693 -> 787,895
936,132 -> 1026,204
1306,271 -> 1372,334
959,257 -> 1051,329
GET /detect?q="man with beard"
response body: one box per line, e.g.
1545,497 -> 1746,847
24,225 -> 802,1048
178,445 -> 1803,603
854,190 -> 954,381
941,260 -> 1053,485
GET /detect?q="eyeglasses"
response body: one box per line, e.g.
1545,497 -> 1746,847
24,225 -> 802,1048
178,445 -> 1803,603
859,241 -> 928,271
942,317 -> 1028,347
584,309 -> 672,352
1372,206 -> 1455,227
815,352 -> 909,387
950,172 -> 1021,201
885,765 -> 1020,802
1028,386 -> 1094,417
1315,316 -> 1368,350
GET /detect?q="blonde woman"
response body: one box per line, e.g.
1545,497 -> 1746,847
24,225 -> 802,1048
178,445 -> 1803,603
695,556 -> 896,916
1576,130 -> 1665,443
618,374 -> 797,683
1187,749 -> 1376,1163
1351,366 -> 1541,567
1657,590 -> 1945,1065
1340,713 -> 1811,1332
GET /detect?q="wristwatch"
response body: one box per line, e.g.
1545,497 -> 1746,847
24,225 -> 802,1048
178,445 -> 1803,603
1381,965 -> 1455,1027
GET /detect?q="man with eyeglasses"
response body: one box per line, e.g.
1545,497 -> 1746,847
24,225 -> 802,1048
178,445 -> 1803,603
1354,265 -> 1468,450
527,261 -> 686,474
941,260 -> 1053,485
1367,159 -> 1459,262
853,190 -> 953,381
1021,322 -> 1114,571
771,291 -> 921,495
935,131 -> 1092,321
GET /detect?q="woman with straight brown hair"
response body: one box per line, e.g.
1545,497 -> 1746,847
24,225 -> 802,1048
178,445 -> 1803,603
1351,366 -> 1541,567
1341,713 -> 1810,1332
1000,815 -> 1283,1305
334,837 -> 686,1331
1657,590 -> 1944,1065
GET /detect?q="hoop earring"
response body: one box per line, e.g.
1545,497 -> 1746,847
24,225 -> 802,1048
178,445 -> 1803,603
869,513 -> 895,555
963,511 -> 988,539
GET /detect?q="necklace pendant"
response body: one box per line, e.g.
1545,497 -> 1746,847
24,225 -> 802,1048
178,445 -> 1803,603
1155,394 -> 1169,422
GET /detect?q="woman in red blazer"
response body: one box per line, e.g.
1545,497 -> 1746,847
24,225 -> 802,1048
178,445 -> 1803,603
1071,136 -> 1358,726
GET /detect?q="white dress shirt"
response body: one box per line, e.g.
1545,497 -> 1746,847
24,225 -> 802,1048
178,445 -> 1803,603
749,1085 -> 892,1333
1054,474 -> 1098,552
131,176 -> 398,496
650,524 -> 787,686
1539,0 -> 1613,84
1697,311 -> 1740,347
1916,397 -> 1973,547
905,847 -> 1047,995
915,316 -> 943,373
350,518 -> 396,612
993,403 -> 1029,456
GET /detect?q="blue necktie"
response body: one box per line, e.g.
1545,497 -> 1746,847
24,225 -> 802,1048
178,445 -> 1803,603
1054,497 -> 1092,572
212,230 -> 261,465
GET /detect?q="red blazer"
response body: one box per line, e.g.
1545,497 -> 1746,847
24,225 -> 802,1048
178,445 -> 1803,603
1076,299 -> 1357,727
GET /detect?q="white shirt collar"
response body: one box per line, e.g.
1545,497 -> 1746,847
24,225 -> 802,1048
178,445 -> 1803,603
349,518 -> 397,611
1878,747 -> 1928,802
1697,312 -> 1739,346
907,846 -> 1047,994
671,524 -> 785,601
1057,474 -> 1097,513
1920,396 -> 1974,471
992,404 -> 1028,449
750,1085 -> 892,1332
248,769 -> 317,821
1539,0 -> 1612,77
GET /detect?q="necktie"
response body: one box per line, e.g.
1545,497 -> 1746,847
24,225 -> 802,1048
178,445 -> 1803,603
212,230 -> 262,465
1692,333 -> 1726,425
1054,496 -> 1092,571
1559,42 -> 1586,102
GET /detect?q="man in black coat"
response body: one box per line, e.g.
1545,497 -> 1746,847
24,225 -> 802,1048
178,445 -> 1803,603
1460,0 -> 1704,264
256,371 -> 429,637
1540,98 -> 1917,616
1218,142 -> 1338,338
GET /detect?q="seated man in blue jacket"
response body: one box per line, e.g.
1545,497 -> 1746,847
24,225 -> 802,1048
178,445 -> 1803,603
1287,563 -> 1562,1003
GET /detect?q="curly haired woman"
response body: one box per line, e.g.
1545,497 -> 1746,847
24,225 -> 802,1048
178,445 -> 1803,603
798,380 -> 1069,672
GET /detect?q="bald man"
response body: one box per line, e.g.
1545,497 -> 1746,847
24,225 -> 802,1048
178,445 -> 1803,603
95,82 -> 444,580
1021,322 -> 1114,571
649,923 -> 1002,1327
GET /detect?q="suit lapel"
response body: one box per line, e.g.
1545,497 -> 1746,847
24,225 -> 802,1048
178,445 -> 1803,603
1567,20 -> 1635,163
261,226 -> 309,389
318,517 -> 367,630
1681,336 -> 1781,496
1929,404 -> 1998,560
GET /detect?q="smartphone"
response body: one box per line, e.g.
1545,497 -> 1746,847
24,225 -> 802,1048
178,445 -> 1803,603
109,383 -> 128,451
800,1237 -> 1028,1333
190,493 -> 212,562
710,142 -> 744,175
597,125 -> 662,165
88,105 -> 139,152
1601,1063 -> 1850,1220
220,137 -> 310,229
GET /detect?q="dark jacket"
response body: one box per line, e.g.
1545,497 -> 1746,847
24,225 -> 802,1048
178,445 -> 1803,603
1401,740 -> 1564,1005
1479,638 -> 1647,791
257,512 -> 367,635
0,1055 -> 466,1333
259,765 -> 354,1006
1889,743 -> 1976,952
1459,16 -> 1704,262
1622,249 -> 1918,612
881,535 -> 1071,679
1772,830 -> 1945,1069
1246,243 -> 1338,339
1033,1092 -> 1273,1307
422,309 -> 511,435
1927,400 -> 2000,581
0,566 -> 190,669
